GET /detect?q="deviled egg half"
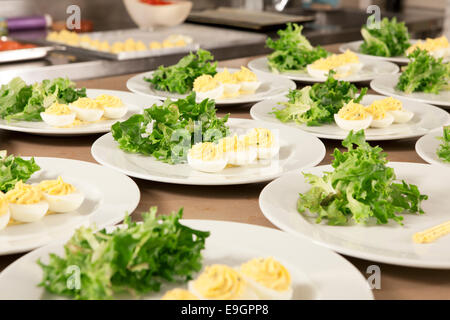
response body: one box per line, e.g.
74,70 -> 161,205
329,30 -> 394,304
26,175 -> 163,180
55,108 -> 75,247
161,289 -> 198,300
406,36 -> 450,59
245,128 -> 280,160
307,50 -> 363,79
193,75 -> 224,100
334,100 -> 373,131
187,142 -> 227,173
69,97 -> 104,122
5,181 -> 48,223
38,176 -> 84,213
239,257 -> 293,300
95,94 -> 128,119
188,264 -> 258,300
0,192 -> 10,230
40,102 -> 76,127
233,67 -> 261,94
365,101 -> 395,128
370,97 -> 413,124
214,68 -> 241,98
218,135 -> 257,166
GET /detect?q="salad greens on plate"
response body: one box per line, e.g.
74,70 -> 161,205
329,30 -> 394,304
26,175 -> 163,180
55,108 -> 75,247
297,130 -> 428,225
396,49 -> 450,94
0,152 -> 40,193
272,72 -> 367,126
38,207 -> 210,300
144,49 -> 217,94
0,77 -> 86,121
360,17 -> 411,57
112,92 -> 229,164
266,23 -> 329,72
437,125 -> 450,163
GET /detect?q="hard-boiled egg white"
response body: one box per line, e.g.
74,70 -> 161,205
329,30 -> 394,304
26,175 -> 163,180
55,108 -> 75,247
187,142 -> 227,173
239,257 -> 293,300
214,69 -> 241,97
193,75 -> 224,100
390,110 -> 414,123
95,94 -> 128,119
69,97 -> 104,122
365,102 -> 394,128
307,50 -> 362,79
334,101 -> 372,131
0,192 -> 10,230
245,128 -> 280,159
233,67 -> 261,94
218,135 -> 257,166
5,181 -> 48,223
187,264 -> 258,300
40,102 -> 76,127
38,176 -> 84,213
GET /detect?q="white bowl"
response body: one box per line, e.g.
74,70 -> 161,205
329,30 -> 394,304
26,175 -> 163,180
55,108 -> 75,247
123,0 -> 192,29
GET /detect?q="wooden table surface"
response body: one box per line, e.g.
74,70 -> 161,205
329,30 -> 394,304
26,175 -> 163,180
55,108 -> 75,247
1,44 -> 449,300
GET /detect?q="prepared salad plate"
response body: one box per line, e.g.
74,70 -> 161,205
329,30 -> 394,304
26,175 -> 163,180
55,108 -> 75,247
416,126 -> 450,167
250,94 -> 450,141
127,67 -> 296,105
0,156 -> 140,255
92,117 -> 325,185
0,217 -> 373,300
259,131 -> 450,269
371,75 -> 450,108
0,85 -> 155,136
248,55 -> 399,83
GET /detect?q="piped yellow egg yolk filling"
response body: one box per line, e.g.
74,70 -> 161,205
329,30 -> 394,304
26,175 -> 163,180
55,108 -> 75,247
45,102 -> 72,115
218,135 -> 251,153
338,101 -> 368,120
241,257 -> 291,292
310,50 -> 359,70
193,75 -> 219,92
406,36 -> 449,55
193,264 -> 246,300
161,289 -> 198,300
365,102 -> 389,120
370,97 -> 403,111
189,142 -> 222,161
214,68 -> 238,84
95,94 -> 123,108
6,181 -> 43,204
38,176 -> 76,196
413,221 -> 450,244
0,192 -> 8,216
233,66 -> 258,82
71,97 -> 102,110
246,128 -> 274,148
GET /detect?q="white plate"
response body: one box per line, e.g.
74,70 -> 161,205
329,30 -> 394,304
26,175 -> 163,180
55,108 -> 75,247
91,118 -> 326,185
247,56 -> 399,83
416,127 -> 450,167
0,89 -> 160,136
0,157 -> 140,255
259,162 -> 450,269
126,68 -> 296,105
250,94 -> 450,141
0,219 -> 373,300
371,74 -> 450,108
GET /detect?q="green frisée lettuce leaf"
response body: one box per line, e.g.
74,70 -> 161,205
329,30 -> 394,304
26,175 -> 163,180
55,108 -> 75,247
297,130 -> 428,225
272,72 -> 367,126
437,125 -> 450,162
111,92 -> 229,164
396,49 -> 450,94
38,207 -> 210,300
266,23 -> 329,72
0,77 -> 86,121
0,153 -> 40,193
144,49 -> 217,94
360,17 -> 411,57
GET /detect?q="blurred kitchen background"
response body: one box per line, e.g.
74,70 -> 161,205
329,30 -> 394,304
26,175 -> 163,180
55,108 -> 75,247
0,0 -> 448,81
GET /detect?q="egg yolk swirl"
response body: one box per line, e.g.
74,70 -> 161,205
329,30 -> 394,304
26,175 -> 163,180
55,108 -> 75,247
214,69 -> 238,84
338,101 -> 368,120
6,181 -> 43,204
310,50 -> 359,70
233,67 -> 258,82
246,128 -> 274,148
95,94 -> 123,108
161,289 -> 198,300
72,97 -> 102,109
370,97 -> 403,111
38,176 -> 76,196
193,75 -> 219,92
189,142 -> 222,161
406,36 -> 449,55
193,265 -> 246,300
45,102 -> 72,115
240,257 -> 291,291
0,192 -> 8,216
365,102 -> 389,120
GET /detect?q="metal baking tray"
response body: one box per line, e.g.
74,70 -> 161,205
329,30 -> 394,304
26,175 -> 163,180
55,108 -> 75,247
40,23 -> 267,61
0,36 -> 55,64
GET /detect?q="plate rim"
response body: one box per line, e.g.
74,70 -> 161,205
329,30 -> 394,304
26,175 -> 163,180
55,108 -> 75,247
415,127 -> 450,167
259,161 -> 450,269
